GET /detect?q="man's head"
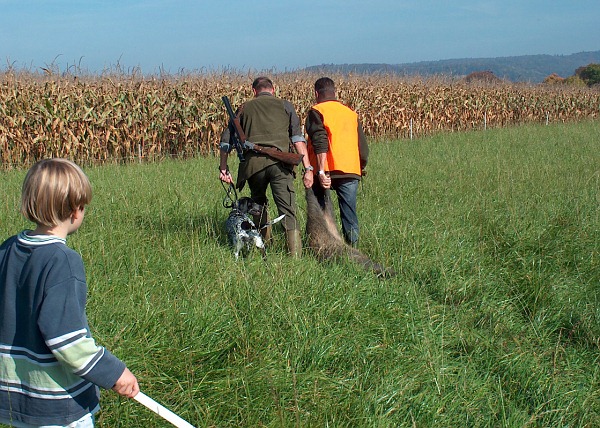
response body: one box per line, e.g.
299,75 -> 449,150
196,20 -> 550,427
314,77 -> 336,102
252,76 -> 274,96
21,158 -> 92,227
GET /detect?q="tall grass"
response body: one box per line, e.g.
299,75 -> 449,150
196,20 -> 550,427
0,121 -> 598,427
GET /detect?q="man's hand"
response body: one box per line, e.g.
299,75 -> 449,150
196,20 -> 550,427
219,169 -> 233,184
112,367 -> 139,398
303,170 -> 314,188
318,171 -> 331,189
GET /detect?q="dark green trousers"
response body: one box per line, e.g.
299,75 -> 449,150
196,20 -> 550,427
246,163 -> 298,231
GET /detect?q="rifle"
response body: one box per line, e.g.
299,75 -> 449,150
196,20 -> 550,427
222,96 -> 304,166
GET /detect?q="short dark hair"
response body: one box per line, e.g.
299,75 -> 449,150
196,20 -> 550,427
252,76 -> 274,92
314,77 -> 335,95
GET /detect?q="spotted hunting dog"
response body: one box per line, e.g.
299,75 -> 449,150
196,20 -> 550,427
226,197 -> 266,260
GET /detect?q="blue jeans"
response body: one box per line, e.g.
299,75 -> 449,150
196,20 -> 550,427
313,177 -> 360,245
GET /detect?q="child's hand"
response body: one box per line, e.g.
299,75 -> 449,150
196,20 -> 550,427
112,367 -> 140,398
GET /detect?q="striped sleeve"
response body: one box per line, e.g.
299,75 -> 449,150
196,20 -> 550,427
46,329 -> 106,377
38,250 -> 125,390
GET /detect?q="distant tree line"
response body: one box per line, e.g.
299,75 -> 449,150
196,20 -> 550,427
303,51 -> 600,84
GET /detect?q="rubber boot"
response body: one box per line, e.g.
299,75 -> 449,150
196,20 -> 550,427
285,229 -> 302,258
253,206 -> 272,244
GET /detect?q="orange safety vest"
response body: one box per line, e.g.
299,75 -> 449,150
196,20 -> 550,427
308,101 -> 361,175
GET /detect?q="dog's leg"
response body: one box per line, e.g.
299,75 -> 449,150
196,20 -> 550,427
234,240 -> 243,260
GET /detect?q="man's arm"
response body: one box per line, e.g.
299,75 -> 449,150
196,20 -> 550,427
283,100 -> 304,141
283,100 -> 315,187
218,124 -> 234,183
358,122 -> 368,171
305,109 -> 329,156
305,109 -> 331,188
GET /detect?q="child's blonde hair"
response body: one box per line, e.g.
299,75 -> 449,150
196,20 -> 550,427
21,158 -> 92,227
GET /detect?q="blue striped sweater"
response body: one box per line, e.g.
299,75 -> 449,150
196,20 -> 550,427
0,231 -> 126,426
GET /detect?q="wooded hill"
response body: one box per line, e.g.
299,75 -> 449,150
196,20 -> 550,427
304,50 -> 600,83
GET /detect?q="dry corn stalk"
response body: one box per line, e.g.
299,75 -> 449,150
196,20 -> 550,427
1,71 -> 598,169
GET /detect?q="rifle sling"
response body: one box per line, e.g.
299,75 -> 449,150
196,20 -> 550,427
235,108 -> 303,166
248,144 -> 303,166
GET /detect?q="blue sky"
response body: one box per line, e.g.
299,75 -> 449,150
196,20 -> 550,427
1,1 -> 598,74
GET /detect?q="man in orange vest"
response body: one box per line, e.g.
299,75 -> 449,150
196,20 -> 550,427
305,77 -> 369,247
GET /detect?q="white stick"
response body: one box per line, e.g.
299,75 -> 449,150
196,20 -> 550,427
134,391 -> 195,428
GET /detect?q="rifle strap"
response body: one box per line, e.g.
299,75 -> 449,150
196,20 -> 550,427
235,103 -> 245,120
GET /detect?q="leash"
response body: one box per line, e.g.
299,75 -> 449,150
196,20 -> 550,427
221,181 -> 238,209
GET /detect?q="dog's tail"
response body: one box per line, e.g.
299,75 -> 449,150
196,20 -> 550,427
305,187 -> 395,278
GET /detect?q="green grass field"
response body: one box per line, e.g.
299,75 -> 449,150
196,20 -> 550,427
1,121 -> 599,427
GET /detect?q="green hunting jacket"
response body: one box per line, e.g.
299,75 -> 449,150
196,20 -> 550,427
220,92 -> 305,190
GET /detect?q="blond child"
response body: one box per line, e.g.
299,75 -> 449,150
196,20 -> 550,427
0,159 -> 138,427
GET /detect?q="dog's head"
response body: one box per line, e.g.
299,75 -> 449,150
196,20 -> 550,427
233,197 -> 263,217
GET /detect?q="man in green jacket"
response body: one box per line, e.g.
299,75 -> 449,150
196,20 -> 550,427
219,76 -> 312,256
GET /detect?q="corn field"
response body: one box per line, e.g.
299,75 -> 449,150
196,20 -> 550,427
1,71 -> 599,169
